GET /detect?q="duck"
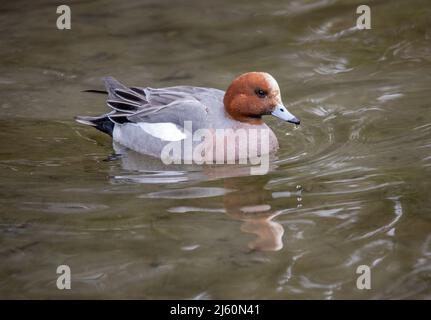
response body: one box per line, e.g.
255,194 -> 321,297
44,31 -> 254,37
76,72 -> 300,163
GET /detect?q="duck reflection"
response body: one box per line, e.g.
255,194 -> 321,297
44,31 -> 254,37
228,205 -> 284,251
111,143 -> 298,251
221,179 -> 285,251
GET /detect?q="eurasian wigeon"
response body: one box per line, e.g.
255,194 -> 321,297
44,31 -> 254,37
76,72 -> 300,161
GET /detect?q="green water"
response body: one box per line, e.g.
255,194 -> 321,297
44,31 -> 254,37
0,0 -> 430,299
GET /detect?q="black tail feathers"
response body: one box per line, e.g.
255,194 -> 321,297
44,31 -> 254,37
75,115 -> 114,136
76,77 -> 140,136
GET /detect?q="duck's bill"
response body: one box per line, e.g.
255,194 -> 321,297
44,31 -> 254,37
272,104 -> 300,125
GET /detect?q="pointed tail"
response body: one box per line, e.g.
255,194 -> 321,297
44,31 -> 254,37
75,115 -> 114,136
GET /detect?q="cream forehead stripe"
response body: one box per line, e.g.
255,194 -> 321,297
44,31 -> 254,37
262,73 -> 280,92
262,73 -> 282,103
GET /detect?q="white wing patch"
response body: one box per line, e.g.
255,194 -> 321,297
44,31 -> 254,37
137,122 -> 186,141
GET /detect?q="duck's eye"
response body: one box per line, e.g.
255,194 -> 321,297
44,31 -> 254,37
255,88 -> 267,98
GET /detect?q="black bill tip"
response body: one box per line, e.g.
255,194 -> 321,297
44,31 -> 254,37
288,117 -> 300,125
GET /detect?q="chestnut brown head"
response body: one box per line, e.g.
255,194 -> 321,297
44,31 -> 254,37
223,72 -> 300,125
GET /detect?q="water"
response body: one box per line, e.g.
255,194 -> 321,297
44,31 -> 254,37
1,0 -> 431,299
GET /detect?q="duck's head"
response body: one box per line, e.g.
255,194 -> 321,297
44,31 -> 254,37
223,72 -> 300,126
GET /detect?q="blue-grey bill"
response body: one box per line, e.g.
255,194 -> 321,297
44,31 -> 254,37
271,104 -> 300,125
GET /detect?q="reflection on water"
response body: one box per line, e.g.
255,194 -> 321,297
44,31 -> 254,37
1,0 -> 431,299
116,146 -> 288,251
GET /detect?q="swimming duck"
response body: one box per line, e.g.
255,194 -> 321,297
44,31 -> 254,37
76,72 -> 300,162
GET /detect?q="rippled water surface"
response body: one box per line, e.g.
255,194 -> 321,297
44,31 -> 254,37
1,0 -> 431,299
